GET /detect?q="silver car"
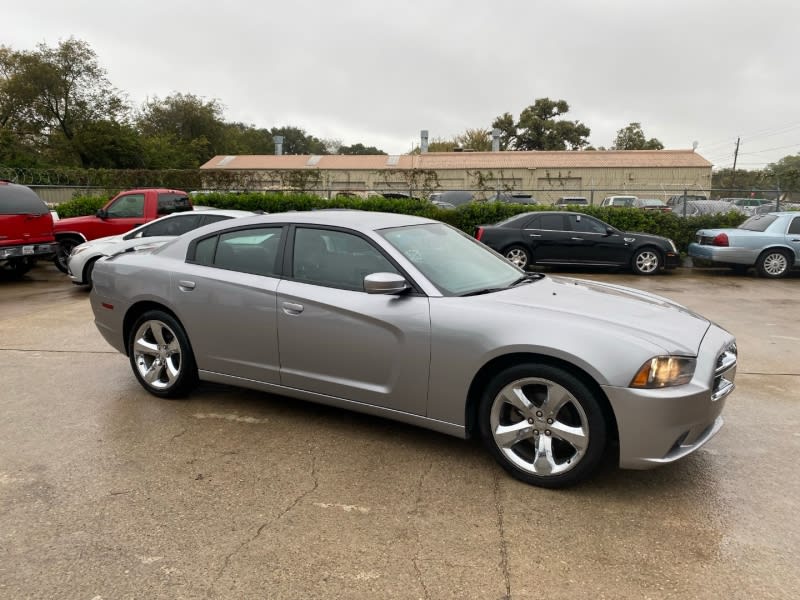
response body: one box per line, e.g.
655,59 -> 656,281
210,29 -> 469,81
67,209 -> 255,286
90,211 -> 737,488
688,212 -> 800,278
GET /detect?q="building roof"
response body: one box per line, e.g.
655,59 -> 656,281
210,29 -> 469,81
200,150 -> 712,171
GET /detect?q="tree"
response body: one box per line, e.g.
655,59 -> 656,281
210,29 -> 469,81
0,38 -> 129,167
338,142 -> 386,155
711,167 -> 767,192
455,128 -> 492,151
612,122 -> 664,150
767,154 -> 800,192
270,126 -> 327,155
493,99 -> 590,151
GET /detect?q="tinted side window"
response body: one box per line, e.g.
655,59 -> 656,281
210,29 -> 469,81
538,214 -> 566,231
293,228 -> 398,291
569,215 -> 607,234
789,217 -> 800,235
157,193 -> 191,215
521,215 -> 540,229
0,185 -> 49,214
143,214 -> 202,237
194,237 -> 217,265
106,194 -> 145,218
213,227 -> 283,277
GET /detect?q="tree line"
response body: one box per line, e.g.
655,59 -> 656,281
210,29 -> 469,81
1,37 -> 797,191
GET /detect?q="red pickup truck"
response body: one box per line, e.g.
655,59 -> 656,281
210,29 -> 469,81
53,188 -> 192,272
1,181 -> 58,276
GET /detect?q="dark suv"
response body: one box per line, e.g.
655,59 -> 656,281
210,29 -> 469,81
0,181 -> 57,276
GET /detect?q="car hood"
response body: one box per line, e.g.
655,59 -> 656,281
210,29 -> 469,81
485,275 -> 710,355
53,214 -> 99,231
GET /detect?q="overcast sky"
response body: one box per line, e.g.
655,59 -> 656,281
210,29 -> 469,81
6,0 -> 799,168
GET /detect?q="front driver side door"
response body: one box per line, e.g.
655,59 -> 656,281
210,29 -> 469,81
276,226 -> 431,415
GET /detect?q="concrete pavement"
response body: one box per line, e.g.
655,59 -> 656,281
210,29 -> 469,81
0,265 -> 798,599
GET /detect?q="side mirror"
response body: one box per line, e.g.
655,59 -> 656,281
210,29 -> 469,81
96,208 -> 108,219
605,226 -> 615,236
364,272 -> 409,295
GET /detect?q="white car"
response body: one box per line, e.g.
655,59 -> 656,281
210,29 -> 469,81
67,209 -> 255,287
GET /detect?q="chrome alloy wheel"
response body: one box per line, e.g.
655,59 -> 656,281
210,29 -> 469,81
489,377 -> 589,476
132,319 -> 183,390
506,248 -> 528,268
762,251 -> 788,276
634,250 -> 660,274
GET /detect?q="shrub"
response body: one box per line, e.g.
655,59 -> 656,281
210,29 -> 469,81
55,192 -> 749,253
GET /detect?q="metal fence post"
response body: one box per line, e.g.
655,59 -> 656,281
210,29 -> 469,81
682,189 -> 687,217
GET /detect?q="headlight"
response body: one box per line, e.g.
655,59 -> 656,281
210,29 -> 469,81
630,356 -> 696,388
70,246 -> 89,256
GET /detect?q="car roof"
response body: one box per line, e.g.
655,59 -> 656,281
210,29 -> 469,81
207,209 -> 437,231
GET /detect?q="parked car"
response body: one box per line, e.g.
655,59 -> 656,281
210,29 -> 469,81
667,194 -> 708,207
90,210 -> 736,488
635,198 -> 672,212
0,181 -> 58,276
430,201 -> 457,210
428,191 -> 473,206
53,188 -> 192,273
601,195 -> 637,208
556,196 -> 589,206
671,200 -> 742,217
67,209 -> 255,287
486,192 -> 538,205
475,211 -> 680,275
720,198 -> 770,216
688,212 -> 800,278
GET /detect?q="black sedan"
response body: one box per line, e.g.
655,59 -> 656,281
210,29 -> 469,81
475,211 -> 680,275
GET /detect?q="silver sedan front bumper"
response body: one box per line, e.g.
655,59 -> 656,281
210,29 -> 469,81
602,325 -> 736,469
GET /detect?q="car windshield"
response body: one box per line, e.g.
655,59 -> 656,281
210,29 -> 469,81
739,215 -> 778,232
380,223 -> 526,296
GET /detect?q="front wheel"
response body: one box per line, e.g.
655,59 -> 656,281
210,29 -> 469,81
54,238 -> 80,274
631,247 -> 662,276
478,363 -> 607,488
756,249 -> 791,279
128,310 -> 198,398
504,245 -> 531,269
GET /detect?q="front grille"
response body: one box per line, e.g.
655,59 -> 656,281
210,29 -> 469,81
712,342 -> 737,401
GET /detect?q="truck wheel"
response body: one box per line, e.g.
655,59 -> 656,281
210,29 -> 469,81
1,258 -> 33,278
54,238 -> 80,274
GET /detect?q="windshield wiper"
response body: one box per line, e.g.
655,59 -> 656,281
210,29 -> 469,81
460,273 -> 545,296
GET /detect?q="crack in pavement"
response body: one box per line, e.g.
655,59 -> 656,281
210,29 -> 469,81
411,461 -> 434,600
493,471 -> 511,600
207,453 -> 319,598
170,428 -> 187,442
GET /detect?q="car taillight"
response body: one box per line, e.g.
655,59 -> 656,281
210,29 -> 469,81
712,233 -> 729,247
475,227 -> 484,241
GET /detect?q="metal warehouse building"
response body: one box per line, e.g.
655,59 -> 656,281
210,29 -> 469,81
199,150 -> 712,204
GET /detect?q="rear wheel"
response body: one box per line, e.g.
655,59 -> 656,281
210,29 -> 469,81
478,363 -> 607,488
54,237 -> 81,274
128,310 -> 198,398
504,245 -> 531,269
756,249 -> 791,278
631,247 -> 662,275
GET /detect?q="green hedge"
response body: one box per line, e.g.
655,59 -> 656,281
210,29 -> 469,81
55,192 -> 748,253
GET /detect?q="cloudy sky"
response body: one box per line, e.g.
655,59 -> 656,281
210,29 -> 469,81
6,0 -> 799,168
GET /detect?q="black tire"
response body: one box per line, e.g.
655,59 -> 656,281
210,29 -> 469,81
54,238 -> 81,274
631,246 -> 662,276
756,249 -> 792,279
504,245 -> 531,270
83,257 -> 99,289
478,363 -> 607,488
128,310 -> 198,398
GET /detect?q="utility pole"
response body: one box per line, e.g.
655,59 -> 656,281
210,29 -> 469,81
730,137 -> 741,191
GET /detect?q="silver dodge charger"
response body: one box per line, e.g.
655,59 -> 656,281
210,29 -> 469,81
90,211 -> 737,488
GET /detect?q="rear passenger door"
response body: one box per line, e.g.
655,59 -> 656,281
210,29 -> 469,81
787,216 -> 800,262
564,213 -> 629,265
523,213 -> 573,263
174,226 -> 285,384
276,226 -> 431,415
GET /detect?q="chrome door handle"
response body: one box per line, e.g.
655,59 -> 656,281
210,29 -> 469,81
282,302 -> 304,315
570,237 -> 583,241
178,280 -> 195,291
528,233 -> 542,237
